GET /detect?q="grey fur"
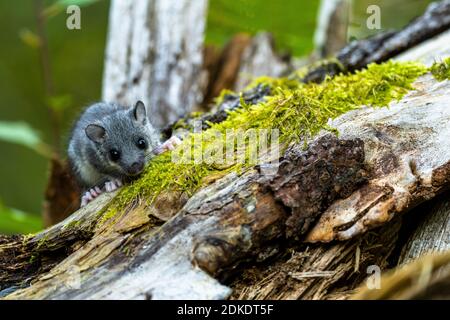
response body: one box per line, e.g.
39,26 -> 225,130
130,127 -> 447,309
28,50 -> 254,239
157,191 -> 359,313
68,101 -> 161,190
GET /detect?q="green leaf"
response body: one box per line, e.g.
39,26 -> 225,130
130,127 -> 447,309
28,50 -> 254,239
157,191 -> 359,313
0,121 -> 43,149
0,201 -> 42,235
18,29 -> 41,49
0,121 -> 53,158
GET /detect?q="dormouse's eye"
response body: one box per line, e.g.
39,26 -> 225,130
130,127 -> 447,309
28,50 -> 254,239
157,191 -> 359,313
137,138 -> 147,150
109,149 -> 121,161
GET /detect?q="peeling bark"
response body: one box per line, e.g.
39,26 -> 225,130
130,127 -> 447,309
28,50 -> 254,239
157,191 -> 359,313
0,134 -> 366,299
230,219 -> 401,300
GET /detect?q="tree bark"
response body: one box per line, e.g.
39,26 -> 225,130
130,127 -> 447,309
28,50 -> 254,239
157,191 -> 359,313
102,0 -> 208,128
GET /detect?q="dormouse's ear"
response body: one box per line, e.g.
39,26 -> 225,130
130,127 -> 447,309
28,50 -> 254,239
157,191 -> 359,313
85,124 -> 106,143
132,100 -> 147,125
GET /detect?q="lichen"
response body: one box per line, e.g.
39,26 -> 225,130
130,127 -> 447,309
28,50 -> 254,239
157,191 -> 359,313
98,60 -> 428,221
430,58 -> 450,81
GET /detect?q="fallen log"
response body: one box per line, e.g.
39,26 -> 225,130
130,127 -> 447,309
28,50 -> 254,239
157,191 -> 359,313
2,55 -> 450,299
43,0 -> 450,228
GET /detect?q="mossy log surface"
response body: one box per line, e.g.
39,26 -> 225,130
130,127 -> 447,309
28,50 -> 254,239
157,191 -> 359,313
1,63 -> 450,298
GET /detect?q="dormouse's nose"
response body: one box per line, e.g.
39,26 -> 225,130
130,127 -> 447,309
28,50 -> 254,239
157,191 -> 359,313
127,161 -> 144,176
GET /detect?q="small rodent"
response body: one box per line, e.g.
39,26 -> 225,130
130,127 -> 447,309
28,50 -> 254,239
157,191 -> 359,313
68,100 -> 180,207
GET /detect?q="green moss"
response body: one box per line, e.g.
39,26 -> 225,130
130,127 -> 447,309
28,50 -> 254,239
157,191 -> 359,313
36,234 -> 48,250
213,89 -> 236,106
99,60 -> 428,221
29,254 -> 38,264
430,58 -> 450,81
21,233 -> 34,247
63,219 -> 81,230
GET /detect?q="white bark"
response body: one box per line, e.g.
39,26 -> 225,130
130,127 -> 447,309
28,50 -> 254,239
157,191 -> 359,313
102,0 -> 208,128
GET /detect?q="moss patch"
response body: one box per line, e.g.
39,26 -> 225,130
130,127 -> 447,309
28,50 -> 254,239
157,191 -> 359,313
99,60 -> 428,221
430,58 -> 450,82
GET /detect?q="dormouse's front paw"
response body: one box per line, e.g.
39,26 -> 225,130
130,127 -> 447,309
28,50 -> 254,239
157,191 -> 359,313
80,178 -> 123,208
153,136 -> 182,155
80,186 -> 103,207
105,178 -> 122,192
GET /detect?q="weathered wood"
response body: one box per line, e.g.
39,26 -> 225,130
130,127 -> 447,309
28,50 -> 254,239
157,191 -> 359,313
42,0 -> 209,226
0,134 -> 367,299
201,33 -> 291,109
396,29 -> 450,65
393,30 -> 450,266
306,72 -> 450,242
305,25 -> 450,244
2,65 -> 450,299
163,2 -> 450,139
230,219 -> 401,300
399,194 -> 450,265
102,0 -> 208,128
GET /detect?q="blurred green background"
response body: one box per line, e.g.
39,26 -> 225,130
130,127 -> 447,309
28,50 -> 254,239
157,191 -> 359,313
0,0 -> 433,234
